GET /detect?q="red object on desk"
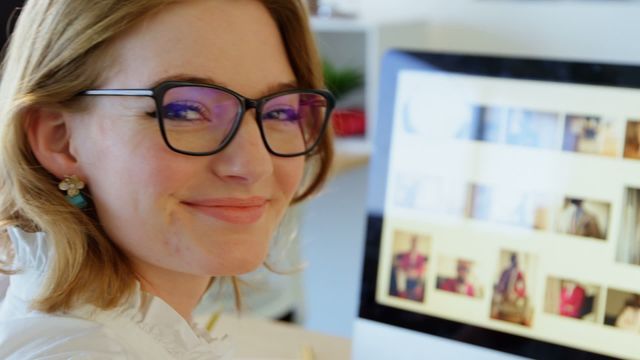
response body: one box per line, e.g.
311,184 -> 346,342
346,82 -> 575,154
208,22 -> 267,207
332,109 -> 365,137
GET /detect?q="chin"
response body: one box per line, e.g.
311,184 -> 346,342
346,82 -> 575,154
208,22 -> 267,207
181,225 -> 274,275
232,257 -> 265,275
204,258 -> 264,276
192,245 -> 270,276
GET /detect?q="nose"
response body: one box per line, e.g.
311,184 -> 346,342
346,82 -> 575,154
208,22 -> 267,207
208,110 -> 273,184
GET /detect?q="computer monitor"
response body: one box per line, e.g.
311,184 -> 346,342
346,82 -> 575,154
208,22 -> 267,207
353,50 -> 640,360
0,1 -> 23,47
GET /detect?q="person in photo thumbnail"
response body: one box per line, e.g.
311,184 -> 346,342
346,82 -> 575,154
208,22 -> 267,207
617,188 -> 640,265
556,198 -> 607,240
605,289 -> 640,332
562,114 -> 619,157
436,258 -> 481,298
544,277 -> 599,321
491,252 -> 534,326
559,280 -> 587,318
623,120 -> 640,159
496,253 -> 527,300
389,233 -> 430,302
614,294 -> 640,332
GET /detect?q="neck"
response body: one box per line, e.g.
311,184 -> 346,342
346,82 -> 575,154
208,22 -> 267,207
132,262 -> 210,322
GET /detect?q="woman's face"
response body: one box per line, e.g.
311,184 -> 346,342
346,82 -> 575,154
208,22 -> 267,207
68,0 -> 305,276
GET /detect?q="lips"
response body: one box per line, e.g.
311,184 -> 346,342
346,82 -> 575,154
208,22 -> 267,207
182,197 -> 268,224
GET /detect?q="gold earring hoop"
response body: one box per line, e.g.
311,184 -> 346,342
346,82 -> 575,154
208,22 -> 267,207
58,175 -> 88,208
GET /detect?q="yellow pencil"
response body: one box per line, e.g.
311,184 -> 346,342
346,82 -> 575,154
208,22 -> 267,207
205,310 -> 221,332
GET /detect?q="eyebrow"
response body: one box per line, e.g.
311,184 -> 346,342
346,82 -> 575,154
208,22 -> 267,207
150,74 -> 300,97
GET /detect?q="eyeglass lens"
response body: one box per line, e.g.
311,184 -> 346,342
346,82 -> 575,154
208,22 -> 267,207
161,86 -> 328,155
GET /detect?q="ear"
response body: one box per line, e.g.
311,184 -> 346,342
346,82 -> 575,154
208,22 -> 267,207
25,106 -> 79,180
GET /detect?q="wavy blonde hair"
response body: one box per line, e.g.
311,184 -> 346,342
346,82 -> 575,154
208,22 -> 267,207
0,0 -> 332,313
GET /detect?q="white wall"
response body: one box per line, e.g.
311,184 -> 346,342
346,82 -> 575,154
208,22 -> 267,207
361,0 -> 640,64
301,166 -> 369,338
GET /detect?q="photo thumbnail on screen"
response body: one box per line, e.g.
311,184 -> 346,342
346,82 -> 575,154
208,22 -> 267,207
544,277 -> 601,322
616,187 -> 640,266
436,256 -> 483,299
490,250 -> 537,327
388,230 -> 431,303
624,119 -> 640,160
555,197 -> 610,241
604,288 -> 640,332
562,114 -> 621,157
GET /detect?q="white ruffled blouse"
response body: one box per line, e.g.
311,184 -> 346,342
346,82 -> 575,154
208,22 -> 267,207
0,227 -> 232,359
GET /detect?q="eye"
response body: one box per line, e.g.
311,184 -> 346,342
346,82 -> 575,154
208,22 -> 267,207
162,101 -> 209,122
263,107 -> 301,122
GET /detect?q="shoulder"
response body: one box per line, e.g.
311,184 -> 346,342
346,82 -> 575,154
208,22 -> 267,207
0,314 -> 129,359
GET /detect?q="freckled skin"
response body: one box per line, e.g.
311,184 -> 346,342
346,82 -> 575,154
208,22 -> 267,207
69,0 -> 305,282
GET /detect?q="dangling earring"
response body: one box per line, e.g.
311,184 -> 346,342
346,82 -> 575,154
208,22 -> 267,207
58,175 -> 88,208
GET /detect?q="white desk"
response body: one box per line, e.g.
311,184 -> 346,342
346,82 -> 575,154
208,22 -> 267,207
208,314 -> 351,360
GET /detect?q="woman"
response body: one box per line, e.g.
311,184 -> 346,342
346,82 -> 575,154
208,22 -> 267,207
0,0 -> 334,358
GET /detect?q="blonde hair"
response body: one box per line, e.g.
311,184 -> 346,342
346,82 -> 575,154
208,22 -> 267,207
0,0 -> 333,313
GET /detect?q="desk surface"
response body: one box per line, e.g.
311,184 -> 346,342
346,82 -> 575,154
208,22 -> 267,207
208,314 -> 351,360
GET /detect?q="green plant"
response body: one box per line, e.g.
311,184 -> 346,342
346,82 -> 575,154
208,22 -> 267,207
323,60 -> 364,101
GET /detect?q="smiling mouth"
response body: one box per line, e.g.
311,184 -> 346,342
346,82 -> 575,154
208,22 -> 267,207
182,198 -> 268,224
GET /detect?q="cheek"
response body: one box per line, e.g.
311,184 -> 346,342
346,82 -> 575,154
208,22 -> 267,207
74,115 -> 193,241
84,143 -> 201,267
76,109 -> 188,193
92,148 -> 194,222
274,156 -> 305,200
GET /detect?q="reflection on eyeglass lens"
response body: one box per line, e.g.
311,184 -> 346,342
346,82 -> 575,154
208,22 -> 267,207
161,87 -> 328,155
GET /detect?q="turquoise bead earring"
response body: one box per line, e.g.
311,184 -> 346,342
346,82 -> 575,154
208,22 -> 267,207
58,175 -> 88,208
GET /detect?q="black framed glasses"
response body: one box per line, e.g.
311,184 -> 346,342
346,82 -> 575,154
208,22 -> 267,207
80,81 -> 335,157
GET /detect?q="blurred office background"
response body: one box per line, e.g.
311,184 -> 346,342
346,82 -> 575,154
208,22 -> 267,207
300,0 -> 640,338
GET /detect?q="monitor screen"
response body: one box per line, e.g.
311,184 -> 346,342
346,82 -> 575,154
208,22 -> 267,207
356,50 -> 640,360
